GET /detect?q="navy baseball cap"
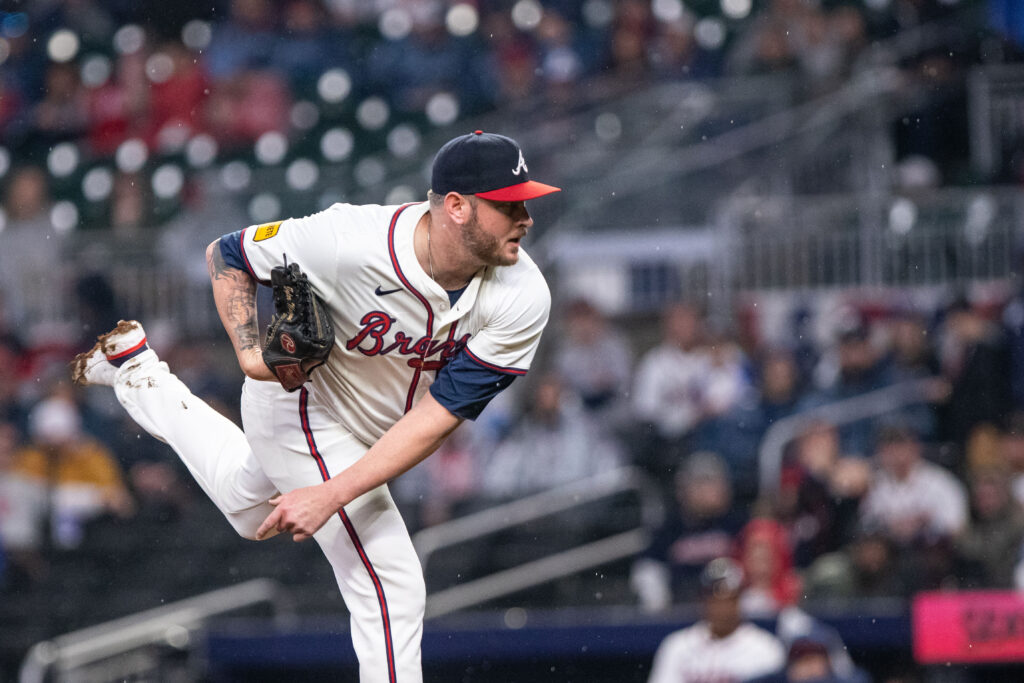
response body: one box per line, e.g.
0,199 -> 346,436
431,130 -> 561,201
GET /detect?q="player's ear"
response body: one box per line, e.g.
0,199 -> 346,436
443,192 -> 473,225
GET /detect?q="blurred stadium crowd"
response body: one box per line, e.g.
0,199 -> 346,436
2,0 -> 1024,680
1,0 -> 1015,232
0,0 -> 984,163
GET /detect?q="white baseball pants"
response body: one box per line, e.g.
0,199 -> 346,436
113,357 -> 425,683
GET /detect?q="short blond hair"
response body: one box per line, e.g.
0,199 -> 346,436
427,189 -> 477,208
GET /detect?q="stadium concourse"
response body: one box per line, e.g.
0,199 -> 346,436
3,0 -> 1024,681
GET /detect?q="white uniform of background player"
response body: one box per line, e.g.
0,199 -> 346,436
72,131 -> 559,682
647,558 -> 785,683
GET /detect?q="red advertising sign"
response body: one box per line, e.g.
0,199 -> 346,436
913,591 -> 1024,664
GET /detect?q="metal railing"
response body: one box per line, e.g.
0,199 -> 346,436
548,185 -> 1022,317
26,185 -> 1019,337
726,189 -> 1022,292
19,578 -> 293,683
969,64 -> 1024,179
535,69 -> 900,238
756,377 -> 947,499
413,466 -> 664,619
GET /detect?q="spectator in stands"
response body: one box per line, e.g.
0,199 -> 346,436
647,557 -> 786,683
31,62 -> 89,146
480,373 -> 623,500
479,11 -> 540,109
859,422 -> 968,548
737,0 -> 872,90
0,73 -> 25,141
553,297 -> 633,427
0,20 -> 45,136
0,166 -> 64,329
147,40 -> 210,152
787,304 -> 819,393
1001,412 -> 1024,507
792,9 -> 846,94
726,12 -> 800,77
702,327 -> 752,421
777,421 -> 870,568
790,4 -> 868,96
202,0 -> 277,81
632,301 -> 708,476
804,308 -> 892,456
116,427 -> 188,522
203,68 -> 292,149
12,392 -> 134,550
804,521 -> 906,601
156,179 -> 248,285
1,164 -> 51,226
771,606 -> 870,683
86,49 -> 151,157
881,305 -> 940,437
753,348 -> 803,425
270,0 -> 348,96
535,9 -> 586,111
0,331 -> 29,434
829,5 -> 868,72
699,348 -> 802,500
366,4 -> 489,116
955,463 -> 1024,589
938,296 -> 1013,460
0,418 -> 48,587
1003,279 -> 1024,410
606,0 -> 655,81
109,171 -> 150,235
631,451 -> 747,611
749,633 -> 865,683
649,16 -> 692,80
649,13 -> 722,81
392,421 -> 483,531
734,516 -> 802,617
160,337 -> 242,420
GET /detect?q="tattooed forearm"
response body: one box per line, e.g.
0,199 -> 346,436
224,276 -> 261,350
207,238 -> 232,281
207,239 -> 264,366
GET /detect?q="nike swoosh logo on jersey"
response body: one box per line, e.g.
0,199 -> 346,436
375,285 -> 403,296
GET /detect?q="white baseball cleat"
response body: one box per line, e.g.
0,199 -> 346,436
71,320 -> 154,386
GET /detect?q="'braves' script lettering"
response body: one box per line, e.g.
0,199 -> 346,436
345,311 -> 393,355
346,311 -> 470,368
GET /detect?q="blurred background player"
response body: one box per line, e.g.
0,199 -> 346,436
647,557 -> 785,683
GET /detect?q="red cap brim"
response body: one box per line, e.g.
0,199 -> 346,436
476,180 -> 561,201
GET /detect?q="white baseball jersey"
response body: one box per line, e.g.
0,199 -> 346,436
648,621 -> 786,683
228,201 -> 551,445
105,131 -> 558,683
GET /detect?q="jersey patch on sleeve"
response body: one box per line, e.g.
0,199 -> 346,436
253,221 -> 282,242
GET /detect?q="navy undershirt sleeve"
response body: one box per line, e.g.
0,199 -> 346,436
218,230 -> 247,272
430,351 -> 518,420
448,285 -> 467,307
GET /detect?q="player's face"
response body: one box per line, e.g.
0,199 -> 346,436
704,592 -> 742,638
463,197 -> 533,267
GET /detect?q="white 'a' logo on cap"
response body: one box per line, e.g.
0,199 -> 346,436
512,149 -> 528,176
